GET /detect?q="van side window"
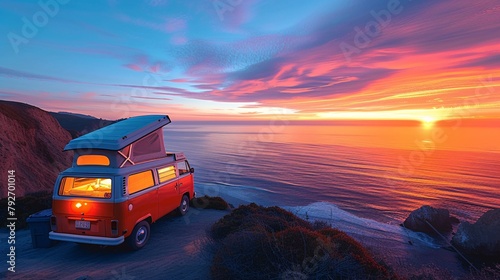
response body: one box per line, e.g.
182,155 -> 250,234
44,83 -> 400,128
177,161 -> 190,176
128,170 -> 154,194
158,166 -> 176,183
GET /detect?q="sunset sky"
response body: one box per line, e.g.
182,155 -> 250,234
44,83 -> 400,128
1,0 -> 499,121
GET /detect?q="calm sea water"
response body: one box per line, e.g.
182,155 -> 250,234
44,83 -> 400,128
163,122 -> 499,225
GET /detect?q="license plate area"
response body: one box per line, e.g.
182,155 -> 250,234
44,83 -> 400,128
75,220 -> 91,230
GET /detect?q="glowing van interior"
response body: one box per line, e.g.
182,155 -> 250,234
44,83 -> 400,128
76,155 -> 110,166
59,177 -> 113,198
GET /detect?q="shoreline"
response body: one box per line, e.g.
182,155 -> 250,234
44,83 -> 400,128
201,188 -> 475,278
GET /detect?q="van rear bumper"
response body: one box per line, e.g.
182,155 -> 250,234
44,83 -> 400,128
49,231 -> 125,246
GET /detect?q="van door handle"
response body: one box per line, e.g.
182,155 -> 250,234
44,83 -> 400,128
178,183 -> 183,187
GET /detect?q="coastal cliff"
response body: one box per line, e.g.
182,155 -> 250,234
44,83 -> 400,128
0,101 -> 72,198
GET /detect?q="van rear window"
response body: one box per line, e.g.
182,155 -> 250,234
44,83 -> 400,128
59,177 -> 112,199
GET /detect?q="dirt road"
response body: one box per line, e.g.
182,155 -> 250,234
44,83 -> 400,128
1,208 -> 228,280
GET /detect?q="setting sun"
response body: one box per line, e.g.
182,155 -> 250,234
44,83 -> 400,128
421,116 -> 436,129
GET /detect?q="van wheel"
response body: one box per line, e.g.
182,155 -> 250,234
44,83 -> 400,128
127,221 -> 150,250
178,195 -> 190,216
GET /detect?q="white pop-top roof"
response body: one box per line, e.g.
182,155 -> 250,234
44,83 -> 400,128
64,115 -> 171,151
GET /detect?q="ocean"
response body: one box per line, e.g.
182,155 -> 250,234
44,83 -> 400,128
164,121 -> 499,225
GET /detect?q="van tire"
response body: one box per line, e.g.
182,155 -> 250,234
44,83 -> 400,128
127,221 -> 150,250
178,195 -> 190,216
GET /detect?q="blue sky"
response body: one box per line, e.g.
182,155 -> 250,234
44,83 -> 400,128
1,0 -> 499,121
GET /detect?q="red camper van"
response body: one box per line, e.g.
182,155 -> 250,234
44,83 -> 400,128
49,115 -> 195,250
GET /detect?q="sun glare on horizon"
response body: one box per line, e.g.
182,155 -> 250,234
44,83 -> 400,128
421,116 -> 436,129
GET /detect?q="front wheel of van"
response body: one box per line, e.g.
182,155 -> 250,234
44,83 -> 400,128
178,195 -> 190,216
127,221 -> 150,250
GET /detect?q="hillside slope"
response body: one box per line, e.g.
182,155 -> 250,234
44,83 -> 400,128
0,101 -> 73,198
49,111 -> 117,138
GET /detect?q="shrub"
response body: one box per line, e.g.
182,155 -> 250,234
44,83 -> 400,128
211,229 -> 278,279
275,226 -> 327,265
311,220 -> 332,231
319,228 -> 391,278
210,204 -> 398,279
210,203 -> 311,240
191,195 -> 229,210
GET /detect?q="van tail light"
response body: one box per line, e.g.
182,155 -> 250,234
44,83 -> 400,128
111,220 -> 119,236
50,216 -> 57,231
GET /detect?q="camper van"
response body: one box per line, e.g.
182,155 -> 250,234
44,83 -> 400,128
49,115 -> 195,250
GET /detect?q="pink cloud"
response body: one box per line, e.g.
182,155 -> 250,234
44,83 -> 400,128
171,35 -> 188,45
167,78 -> 190,83
81,92 -> 97,99
149,64 -> 160,73
124,64 -> 142,72
212,0 -> 260,30
123,55 -> 170,73
165,18 -> 186,32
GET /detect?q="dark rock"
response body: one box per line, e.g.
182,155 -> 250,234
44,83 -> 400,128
452,209 -> 500,257
403,205 -> 453,235
449,216 -> 460,224
191,195 -> 229,210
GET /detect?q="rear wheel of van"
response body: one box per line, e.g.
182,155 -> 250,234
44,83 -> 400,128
127,221 -> 150,250
178,195 -> 190,216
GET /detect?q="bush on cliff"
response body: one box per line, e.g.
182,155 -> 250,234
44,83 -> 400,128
210,203 -> 397,279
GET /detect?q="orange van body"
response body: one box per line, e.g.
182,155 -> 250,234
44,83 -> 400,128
49,115 -> 195,249
50,154 -> 195,247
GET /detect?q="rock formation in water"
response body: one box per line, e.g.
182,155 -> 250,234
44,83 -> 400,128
403,205 -> 456,235
452,208 -> 500,257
